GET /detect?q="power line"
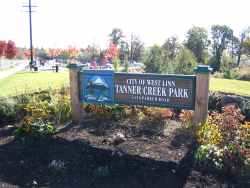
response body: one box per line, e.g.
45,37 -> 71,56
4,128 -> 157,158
22,0 -> 37,71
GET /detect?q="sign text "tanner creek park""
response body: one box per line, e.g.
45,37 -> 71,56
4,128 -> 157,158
114,73 -> 196,110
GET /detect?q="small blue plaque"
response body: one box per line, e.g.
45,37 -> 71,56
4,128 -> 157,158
83,70 -> 115,105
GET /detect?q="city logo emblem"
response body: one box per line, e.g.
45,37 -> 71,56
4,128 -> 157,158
83,70 -> 115,105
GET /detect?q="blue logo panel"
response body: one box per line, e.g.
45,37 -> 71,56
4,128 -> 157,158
83,70 -> 115,105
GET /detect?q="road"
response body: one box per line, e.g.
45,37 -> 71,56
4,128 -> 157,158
0,60 -> 29,70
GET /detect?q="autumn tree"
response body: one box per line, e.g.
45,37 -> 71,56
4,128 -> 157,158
62,45 -> 82,64
184,26 -> 210,64
17,48 -> 28,60
85,42 -> 101,59
103,42 -> 120,72
5,40 -> 19,68
0,40 -> 7,70
23,48 -> 39,57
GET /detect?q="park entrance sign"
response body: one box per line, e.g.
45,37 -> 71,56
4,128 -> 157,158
79,70 -> 195,109
67,63 -> 212,139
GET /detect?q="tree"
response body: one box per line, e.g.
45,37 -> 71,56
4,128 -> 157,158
129,33 -> 145,62
243,38 -> 250,55
237,26 -> 250,66
61,45 -> 82,64
5,40 -> 19,68
108,28 -> 126,45
108,28 -> 129,61
142,44 -> 168,74
17,48 -> 28,60
162,35 -> 181,60
0,40 -> 7,70
103,42 -> 120,71
123,56 -> 130,72
104,42 -> 120,60
184,26 -> 210,64
85,42 -> 101,59
24,48 -> 39,57
173,45 -> 197,75
210,25 -> 234,71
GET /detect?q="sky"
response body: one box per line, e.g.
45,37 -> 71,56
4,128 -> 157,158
1,0 -> 250,50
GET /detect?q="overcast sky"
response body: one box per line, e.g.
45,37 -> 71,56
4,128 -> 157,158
1,0 -> 249,50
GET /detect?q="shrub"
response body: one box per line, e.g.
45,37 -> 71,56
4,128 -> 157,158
94,166 -> 109,177
211,71 -> 223,78
0,99 -> 16,123
208,91 -> 221,111
234,67 -> 250,81
49,82 -> 71,123
179,109 -> 195,128
208,105 -> 244,131
146,107 -> 173,120
88,104 -> 108,116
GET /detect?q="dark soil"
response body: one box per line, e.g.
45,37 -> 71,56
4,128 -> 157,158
0,115 -> 250,188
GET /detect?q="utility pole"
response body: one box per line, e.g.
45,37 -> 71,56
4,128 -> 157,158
22,0 -> 37,71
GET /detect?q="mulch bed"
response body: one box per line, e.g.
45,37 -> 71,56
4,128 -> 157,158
0,115 -> 250,188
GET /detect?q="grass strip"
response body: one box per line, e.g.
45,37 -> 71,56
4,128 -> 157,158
0,71 -> 69,98
210,78 -> 250,98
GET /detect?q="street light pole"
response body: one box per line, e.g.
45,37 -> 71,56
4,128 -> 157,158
29,0 -> 33,71
22,0 -> 37,71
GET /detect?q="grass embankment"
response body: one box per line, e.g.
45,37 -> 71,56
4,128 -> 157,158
0,71 -> 69,98
210,78 -> 250,98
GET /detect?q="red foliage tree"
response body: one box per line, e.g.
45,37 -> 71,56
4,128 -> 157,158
0,40 -> 7,70
0,41 -> 7,57
5,40 -> 19,68
104,42 -> 120,60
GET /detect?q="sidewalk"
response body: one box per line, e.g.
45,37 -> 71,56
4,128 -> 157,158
0,63 -> 69,81
0,62 -> 29,80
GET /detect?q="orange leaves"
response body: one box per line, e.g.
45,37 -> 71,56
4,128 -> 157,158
23,48 -> 39,56
62,45 -> 82,62
45,48 -> 61,57
63,45 -> 82,57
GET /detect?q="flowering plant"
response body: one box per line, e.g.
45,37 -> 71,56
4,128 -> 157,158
194,106 -> 250,175
113,132 -> 125,143
48,160 -> 65,173
112,147 -> 126,158
13,99 -> 53,144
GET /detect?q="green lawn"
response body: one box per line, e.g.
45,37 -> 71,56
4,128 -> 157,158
210,78 -> 250,98
0,71 -> 69,98
0,71 -> 249,99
